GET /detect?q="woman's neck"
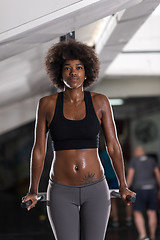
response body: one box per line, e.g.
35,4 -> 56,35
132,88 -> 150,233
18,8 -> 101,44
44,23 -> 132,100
63,88 -> 84,103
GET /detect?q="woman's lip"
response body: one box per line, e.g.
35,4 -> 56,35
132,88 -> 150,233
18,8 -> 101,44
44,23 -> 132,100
70,77 -> 78,81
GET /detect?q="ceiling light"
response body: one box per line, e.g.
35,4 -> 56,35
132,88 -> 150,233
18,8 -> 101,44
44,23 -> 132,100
109,98 -> 124,106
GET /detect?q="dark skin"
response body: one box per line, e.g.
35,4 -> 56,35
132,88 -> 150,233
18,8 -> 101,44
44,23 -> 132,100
23,59 -> 136,210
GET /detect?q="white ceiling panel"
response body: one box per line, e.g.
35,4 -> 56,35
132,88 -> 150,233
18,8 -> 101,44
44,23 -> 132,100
106,3 -> 160,76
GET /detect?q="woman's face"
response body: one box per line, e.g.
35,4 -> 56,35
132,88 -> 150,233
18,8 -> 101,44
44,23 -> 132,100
62,59 -> 86,89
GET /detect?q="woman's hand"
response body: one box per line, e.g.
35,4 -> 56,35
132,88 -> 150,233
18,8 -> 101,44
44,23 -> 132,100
119,186 -> 136,206
22,193 -> 38,211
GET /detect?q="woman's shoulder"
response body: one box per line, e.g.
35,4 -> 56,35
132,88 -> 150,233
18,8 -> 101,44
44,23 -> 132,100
39,93 -> 58,105
90,91 -> 107,97
90,91 -> 110,105
37,93 -> 59,114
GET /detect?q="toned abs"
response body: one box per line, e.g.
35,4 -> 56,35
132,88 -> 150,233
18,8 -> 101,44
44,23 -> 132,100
50,148 -> 104,185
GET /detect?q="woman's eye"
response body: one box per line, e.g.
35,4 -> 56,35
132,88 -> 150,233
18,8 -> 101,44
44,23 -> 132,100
77,66 -> 83,70
64,67 -> 70,71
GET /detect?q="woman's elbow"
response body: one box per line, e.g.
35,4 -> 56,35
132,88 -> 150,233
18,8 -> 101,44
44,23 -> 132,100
107,142 -> 121,157
32,145 -> 46,162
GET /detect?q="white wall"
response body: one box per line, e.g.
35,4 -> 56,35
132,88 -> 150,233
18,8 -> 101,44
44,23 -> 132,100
94,75 -> 160,98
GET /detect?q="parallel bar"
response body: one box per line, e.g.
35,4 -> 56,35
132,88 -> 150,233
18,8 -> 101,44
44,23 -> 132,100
21,190 -> 136,208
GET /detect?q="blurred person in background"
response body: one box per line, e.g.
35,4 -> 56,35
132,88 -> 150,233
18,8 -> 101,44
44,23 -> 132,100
127,146 -> 160,240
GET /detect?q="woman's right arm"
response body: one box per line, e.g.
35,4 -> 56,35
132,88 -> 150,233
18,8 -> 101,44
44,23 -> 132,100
22,97 -> 49,210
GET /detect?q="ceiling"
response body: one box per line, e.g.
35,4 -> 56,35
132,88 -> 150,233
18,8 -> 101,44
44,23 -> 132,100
106,4 -> 160,76
0,0 -> 160,134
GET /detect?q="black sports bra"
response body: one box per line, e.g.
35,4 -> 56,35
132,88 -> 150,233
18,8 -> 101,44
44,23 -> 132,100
49,91 -> 100,151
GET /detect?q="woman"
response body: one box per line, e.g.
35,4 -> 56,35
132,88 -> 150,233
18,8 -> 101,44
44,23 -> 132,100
23,40 -> 135,240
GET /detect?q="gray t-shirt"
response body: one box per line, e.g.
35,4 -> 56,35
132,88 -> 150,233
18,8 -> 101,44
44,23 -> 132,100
129,155 -> 157,190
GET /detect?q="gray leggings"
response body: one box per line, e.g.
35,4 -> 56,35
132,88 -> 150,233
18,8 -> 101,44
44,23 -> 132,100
47,177 -> 111,240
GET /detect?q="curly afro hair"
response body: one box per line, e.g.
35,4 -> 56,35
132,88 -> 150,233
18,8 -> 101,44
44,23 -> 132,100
45,39 -> 100,90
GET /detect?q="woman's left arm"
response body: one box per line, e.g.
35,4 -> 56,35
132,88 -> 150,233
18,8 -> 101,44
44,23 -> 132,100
154,167 -> 160,200
154,167 -> 160,189
99,94 -> 136,203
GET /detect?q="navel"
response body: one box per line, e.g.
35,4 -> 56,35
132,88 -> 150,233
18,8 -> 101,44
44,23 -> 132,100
75,165 -> 79,171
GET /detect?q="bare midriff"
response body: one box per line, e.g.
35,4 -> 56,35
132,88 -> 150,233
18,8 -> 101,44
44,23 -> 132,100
50,148 -> 104,185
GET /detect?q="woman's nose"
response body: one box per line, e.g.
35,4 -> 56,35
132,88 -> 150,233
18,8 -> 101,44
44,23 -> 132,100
70,68 -> 77,75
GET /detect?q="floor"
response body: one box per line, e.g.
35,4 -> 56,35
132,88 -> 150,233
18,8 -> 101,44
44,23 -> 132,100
0,191 -> 160,240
